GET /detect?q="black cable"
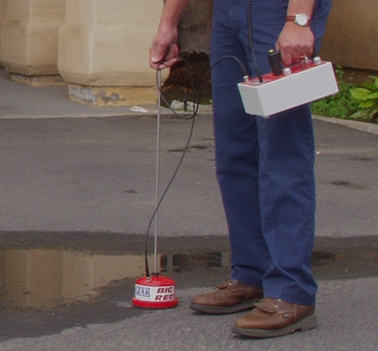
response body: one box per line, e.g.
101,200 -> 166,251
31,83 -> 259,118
143,1 -> 301,278
144,60 -> 199,278
144,77 -> 196,277
246,0 -> 263,83
156,56 -> 200,121
143,55 -> 248,278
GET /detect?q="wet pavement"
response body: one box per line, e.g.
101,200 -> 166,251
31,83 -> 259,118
0,68 -> 378,350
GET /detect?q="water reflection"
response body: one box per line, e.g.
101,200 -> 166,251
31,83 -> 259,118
0,246 -> 346,310
161,252 -> 230,273
0,248 -> 230,310
0,249 -> 145,309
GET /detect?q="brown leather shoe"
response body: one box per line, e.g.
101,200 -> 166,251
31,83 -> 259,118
189,279 -> 263,314
232,298 -> 316,338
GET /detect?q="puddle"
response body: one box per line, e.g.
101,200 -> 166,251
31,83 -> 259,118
161,252 -> 230,273
0,248 -> 230,310
0,243 -> 369,310
0,248 -> 145,310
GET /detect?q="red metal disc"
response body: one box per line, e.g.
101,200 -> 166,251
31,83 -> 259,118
132,275 -> 178,309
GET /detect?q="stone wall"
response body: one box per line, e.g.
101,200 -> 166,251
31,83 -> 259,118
58,0 -> 165,105
59,0 -> 164,87
179,0 -> 213,53
320,0 -> 378,71
177,0 -> 378,72
0,0 -> 6,67
0,0 -> 376,106
0,0 -> 65,77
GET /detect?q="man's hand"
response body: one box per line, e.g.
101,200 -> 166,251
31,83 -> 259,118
149,0 -> 189,70
276,22 -> 315,66
149,27 -> 180,70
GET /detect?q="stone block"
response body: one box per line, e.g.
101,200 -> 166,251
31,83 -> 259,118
0,0 -> 6,67
179,0 -> 212,53
59,0 -> 165,87
321,0 -> 378,70
0,0 -> 65,80
68,84 -> 158,107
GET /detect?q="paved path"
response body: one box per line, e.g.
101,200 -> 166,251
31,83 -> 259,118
0,69 -> 377,350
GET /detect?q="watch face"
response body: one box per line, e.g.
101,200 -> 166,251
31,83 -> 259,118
296,14 -> 308,26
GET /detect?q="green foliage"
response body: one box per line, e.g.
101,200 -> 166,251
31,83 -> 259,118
311,65 -> 359,119
312,66 -> 378,122
350,76 -> 378,121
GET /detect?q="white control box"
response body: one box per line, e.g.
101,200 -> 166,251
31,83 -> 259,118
237,60 -> 339,117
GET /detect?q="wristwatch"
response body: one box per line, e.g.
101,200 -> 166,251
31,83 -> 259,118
286,14 -> 310,27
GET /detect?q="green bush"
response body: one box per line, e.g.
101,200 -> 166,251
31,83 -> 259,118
350,76 -> 378,121
311,65 -> 359,119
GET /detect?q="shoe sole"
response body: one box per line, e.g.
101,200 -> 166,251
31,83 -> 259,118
231,314 -> 317,338
190,299 -> 260,315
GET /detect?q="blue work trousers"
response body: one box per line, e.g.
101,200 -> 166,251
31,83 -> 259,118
210,0 -> 332,305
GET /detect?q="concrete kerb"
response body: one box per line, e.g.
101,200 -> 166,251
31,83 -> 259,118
2,109 -> 377,137
184,111 -> 378,135
170,110 -> 378,136
313,115 -> 378,135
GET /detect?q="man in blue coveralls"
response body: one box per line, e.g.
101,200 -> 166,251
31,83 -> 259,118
150,0 -> 332,338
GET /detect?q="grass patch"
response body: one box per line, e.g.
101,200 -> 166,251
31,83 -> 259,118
311,66 -> 378,123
